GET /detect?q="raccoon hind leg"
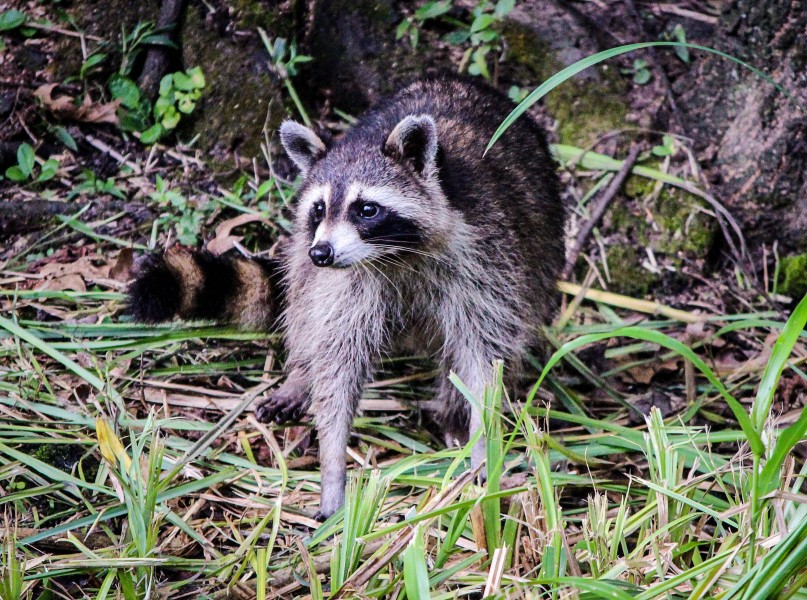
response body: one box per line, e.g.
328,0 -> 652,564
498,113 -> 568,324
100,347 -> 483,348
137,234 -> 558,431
434,375 -> 470,448
255,368 -> 311,423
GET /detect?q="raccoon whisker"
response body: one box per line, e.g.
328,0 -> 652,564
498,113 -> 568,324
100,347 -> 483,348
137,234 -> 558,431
366,259 -> 404,297
368,242 -> 450,264
371,250 -> 420,269
369,254 -> 415,273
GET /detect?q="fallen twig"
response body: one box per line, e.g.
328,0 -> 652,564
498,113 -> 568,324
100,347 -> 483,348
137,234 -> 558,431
562,144 -> 641,279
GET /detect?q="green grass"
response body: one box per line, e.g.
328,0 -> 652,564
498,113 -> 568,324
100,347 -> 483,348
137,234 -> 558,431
2,242 -> 806,598
1,28 -> 806,600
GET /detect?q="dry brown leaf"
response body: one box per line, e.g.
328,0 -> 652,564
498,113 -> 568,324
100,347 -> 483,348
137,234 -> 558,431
206,213 -> 269,255
35,83 -> 120,125
34,256 -> 111,292
109,248 -> 134,282
35,273 -> 86,292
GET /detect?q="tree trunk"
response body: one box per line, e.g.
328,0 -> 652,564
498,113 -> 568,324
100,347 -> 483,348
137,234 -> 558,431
679,0 -> 807,252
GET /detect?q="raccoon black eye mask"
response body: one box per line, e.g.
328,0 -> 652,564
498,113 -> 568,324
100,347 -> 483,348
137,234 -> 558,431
127,76 -> 566,522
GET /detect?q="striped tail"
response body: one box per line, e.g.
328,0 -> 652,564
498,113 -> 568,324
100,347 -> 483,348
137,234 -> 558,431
125,246 -> 283,330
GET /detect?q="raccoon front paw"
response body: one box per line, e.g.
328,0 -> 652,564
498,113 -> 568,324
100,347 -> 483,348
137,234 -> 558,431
313,510 -> 330,523
255,385 -> 310,424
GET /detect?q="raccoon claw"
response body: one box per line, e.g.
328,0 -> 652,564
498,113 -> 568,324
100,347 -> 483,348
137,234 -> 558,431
255,388 -> 310,424
313,510 -> 329,523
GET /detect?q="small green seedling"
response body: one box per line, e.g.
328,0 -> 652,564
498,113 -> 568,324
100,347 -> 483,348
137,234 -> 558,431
3,143 -> 59,183
508,85 -> 529,104
68,169 -> 126,200
79,51 -> 107,80
651,134 -> 678,157
622,58 -> 652,84
667,24 -> 689,63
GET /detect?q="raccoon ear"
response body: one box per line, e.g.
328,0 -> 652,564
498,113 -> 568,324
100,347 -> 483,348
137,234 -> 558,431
384,115 -> 438,177
279,120 -> 328,176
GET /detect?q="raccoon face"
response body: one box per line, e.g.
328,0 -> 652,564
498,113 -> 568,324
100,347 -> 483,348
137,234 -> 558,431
280,115 -> 451,269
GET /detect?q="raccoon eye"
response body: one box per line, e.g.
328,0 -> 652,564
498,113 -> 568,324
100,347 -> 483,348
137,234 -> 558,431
360,202 -> 380,219
311,200 -> 325,222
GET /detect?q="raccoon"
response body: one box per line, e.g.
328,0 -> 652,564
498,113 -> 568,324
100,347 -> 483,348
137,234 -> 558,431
128,76 -> 565,520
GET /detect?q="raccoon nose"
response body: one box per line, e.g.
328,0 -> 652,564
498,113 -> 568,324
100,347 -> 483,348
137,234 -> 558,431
309,243 -> 334,267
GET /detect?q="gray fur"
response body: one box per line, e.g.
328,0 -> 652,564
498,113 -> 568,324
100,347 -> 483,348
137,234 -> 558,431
264,77 -> 565,519
279,120 -> 328,175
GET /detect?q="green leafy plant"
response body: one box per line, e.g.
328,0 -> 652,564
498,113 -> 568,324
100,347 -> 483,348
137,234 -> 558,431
258,30 -> 312,126
396,0 -> 452,49
651,134 -> 678,157
401,0 -> 516,80
148,176 -> 211,245
79,51 -> 107,80
138,67 -> 205,144
461,0 -> 515,79
3,143 -> 59,183
67,169 -> 126,200
508,85 -> 529,103
118,21 -> 176,78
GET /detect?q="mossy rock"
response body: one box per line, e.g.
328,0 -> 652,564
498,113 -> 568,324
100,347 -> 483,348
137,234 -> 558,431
600,177 -> 716,295
779,254 -> 807,300
179,3 -> 288,158
33,443 -> 88,473
605,245 -> 655,296
501,19 -> 628,146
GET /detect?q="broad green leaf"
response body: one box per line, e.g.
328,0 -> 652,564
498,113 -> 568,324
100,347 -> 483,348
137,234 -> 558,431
159,73 -> 174,96
395,18 -> 411,40
470,14 -> 495,33
443,30 -> 470,44
108,75 -> 142,109
161,106 -> 180,129
142,33 -> 178,48
79,52 -> 106,78
187,66 -> 205,88
672,24 -> 689,62
0,9 -> 25,31
409,26 -> 419,49
35,158 -> 59,182
633,68 -> 651,85
172,70 -> 192,91
140,123 -> 164,144
414,0 -> 451,21
495,0 -> 515,18
17,142 -> 35,177
176,94 -> 196,114
5,165 -> 26,181
53,125 -> 77,151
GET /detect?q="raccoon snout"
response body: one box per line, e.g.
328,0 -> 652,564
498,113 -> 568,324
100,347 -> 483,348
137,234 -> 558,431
309,243 -> 334,267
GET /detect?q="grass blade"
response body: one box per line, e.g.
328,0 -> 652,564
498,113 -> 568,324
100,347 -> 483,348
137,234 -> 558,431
487,41 -> 795,152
